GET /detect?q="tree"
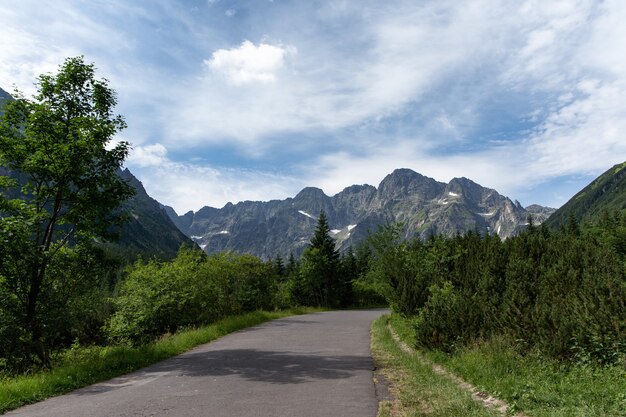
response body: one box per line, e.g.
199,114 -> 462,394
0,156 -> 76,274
366,224 -> 425,316
294,210 -> 342,307
0,56 -> 133,368
272,254 -> 286,279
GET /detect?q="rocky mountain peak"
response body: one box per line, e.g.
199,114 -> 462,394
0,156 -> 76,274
446,177 -> 488,200
119,168 -> 146,194
377,168 -> 443,201
294,187 -> 328,201
0,87 -> 11,100
340,184 -> 376,195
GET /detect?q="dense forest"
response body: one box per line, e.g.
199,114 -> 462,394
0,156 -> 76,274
367,213 -> 625,364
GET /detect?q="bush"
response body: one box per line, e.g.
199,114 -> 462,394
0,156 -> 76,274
414,281 -> 464,351
107,248 -> 279,345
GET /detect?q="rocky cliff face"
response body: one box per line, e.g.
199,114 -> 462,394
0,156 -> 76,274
167,169 -> 555,259
115,169 -> 195,258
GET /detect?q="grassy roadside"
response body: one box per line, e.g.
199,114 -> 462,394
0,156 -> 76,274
0,308 -> 321,414
371,315 -> 500,417
386,314 -> 626,417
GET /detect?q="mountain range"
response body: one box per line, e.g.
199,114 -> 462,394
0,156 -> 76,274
5,85 -> 624,260
166,169 -> 555,259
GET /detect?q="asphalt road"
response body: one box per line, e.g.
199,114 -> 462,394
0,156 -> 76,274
7,309 -> 387,417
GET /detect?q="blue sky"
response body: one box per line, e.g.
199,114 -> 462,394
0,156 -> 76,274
1,0 -> 625,213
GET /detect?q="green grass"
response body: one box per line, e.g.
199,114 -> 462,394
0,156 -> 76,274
387,314 -> 626,417
371,315 -> 500,417
0,308 -> 321,414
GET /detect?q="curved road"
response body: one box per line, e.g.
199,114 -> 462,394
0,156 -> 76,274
7,310 -> 387,417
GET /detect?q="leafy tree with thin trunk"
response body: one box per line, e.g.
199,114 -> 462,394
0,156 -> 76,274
0,56 -> 133,368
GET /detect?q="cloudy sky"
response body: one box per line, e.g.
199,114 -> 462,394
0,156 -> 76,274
1,0 -> 625,213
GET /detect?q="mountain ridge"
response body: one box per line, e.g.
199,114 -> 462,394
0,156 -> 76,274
166,168 -> 555,259
114,169 -> 195,258
544,161 -> 626,228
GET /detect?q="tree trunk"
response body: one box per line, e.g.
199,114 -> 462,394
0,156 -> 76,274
25,254 -> 52,369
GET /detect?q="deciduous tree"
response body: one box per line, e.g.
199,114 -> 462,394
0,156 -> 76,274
0,56 -> 133,368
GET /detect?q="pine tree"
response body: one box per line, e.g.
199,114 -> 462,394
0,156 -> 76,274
272,254 -> 286,279
286,252 -> 297,274
310,210 -> 340,265
295,210 -> 341,307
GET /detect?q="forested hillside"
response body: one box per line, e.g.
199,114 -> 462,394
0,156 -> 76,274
546,161 -> 626,228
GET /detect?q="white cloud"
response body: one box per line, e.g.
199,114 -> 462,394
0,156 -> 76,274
3,0 -> 626,211
527,79 -> 626,178
125,144 -> 302,213
130,162 -> 301,214
168,2 -> 507,145
205,40 -> 292,85
0,1 -> 136,94
127,143 -> 169,167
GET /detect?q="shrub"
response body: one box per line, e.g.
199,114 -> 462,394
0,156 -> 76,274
107,248 -> 278,345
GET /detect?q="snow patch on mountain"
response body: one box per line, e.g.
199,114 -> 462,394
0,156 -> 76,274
298,210 -> 315,219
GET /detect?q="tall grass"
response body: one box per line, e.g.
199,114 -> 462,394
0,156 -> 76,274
388,314 -> 626,417
371,315 -> 500,417
0,308 -> 319,414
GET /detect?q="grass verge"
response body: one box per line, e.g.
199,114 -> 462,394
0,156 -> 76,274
387,314 -> 626,417
0,308 -> 321,414
371,315 -> 500,417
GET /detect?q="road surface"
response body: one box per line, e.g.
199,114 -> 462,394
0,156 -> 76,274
7,310 -> 387,417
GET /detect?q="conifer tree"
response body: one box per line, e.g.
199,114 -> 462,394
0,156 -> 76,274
310,210 -> 340,265
272,254 -> 285,279
295,210 -> 342,307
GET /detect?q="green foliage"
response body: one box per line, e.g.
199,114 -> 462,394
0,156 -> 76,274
291,210 -> 352,307
0,242 -> 113,374
546,160 -> 626,229
366,224 -> 455,316
349,243 -> 386,307
365,224 -> 421,315
414,281 -> 464,352
0,56 -> 133,368
369,214 -> 626,364
107,248 -> 278,345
